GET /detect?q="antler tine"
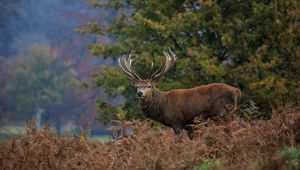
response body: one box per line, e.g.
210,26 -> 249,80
127,54 -> 142,80
150,48 -> 176,81
150,61 -> 163,78
118,52 -> 142,80
163,48 -> 176,72
118,56 -> 135,80
147,61 -> 154,79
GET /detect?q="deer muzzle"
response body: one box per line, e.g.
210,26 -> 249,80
136,91 -> 143,97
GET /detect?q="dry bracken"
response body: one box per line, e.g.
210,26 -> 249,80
0,106 -> 299,170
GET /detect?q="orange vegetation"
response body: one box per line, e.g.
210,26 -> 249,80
0,106 -> 299,170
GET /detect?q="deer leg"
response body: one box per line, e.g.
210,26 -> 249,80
172,124 -> 183,135
184,125 -> 194,139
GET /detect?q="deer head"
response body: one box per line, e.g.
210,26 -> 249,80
118,49 -> 176,99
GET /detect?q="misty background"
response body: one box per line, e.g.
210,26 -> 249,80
0,0 -> 121,139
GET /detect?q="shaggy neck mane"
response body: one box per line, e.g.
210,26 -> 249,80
139,88 -> 166,121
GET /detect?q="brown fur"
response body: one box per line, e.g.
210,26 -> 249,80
138,82 -> 241,134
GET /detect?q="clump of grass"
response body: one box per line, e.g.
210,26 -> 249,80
279,147 -> 300,169
193,160 -> 220,170
254,147 -> 300,170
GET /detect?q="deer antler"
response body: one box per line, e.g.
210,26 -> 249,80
150,48 -> 176,81
119,48 -> 176,81
118,52 -> 142,81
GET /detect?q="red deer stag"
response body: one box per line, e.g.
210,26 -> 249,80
118,49 -> 241,136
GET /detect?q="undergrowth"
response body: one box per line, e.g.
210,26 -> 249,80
0,105 -> 299,170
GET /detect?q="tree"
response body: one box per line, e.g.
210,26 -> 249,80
7,45 -> 73,123
1,0 -> 117,129
0,57 -> 12,119
0,0 -> 21,56
83,0 -> 300,121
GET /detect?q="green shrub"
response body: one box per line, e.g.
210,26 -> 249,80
193,160 -> 220,170
279,147 -> 300,169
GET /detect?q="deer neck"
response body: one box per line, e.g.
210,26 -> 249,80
139,88 -> 166,121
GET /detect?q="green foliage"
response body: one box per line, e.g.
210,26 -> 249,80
237,99 -> 266,120
279,147 -> 300,169
84,0 -> 300,122
258,146 -> 300,170
7,45 -> 72,120
92,65 -> 144,122
95,99 -> 118,123
193,160 -> 220,170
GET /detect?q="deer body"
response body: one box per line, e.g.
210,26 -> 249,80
118,49 -> 241,135
138,83 -> 241,133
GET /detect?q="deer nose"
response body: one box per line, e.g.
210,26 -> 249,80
136,91 -> 143,97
